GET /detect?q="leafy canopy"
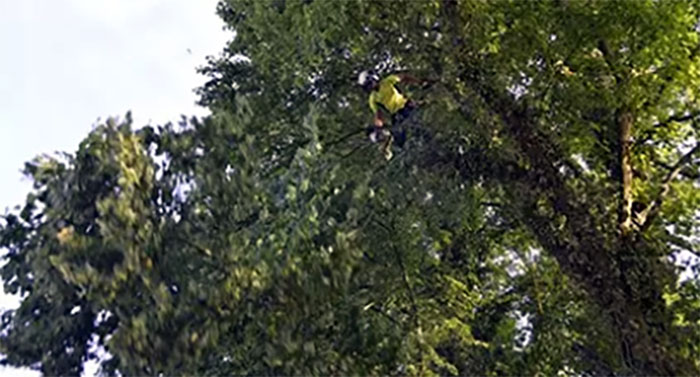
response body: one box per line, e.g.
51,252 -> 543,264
2,0 -> 700,376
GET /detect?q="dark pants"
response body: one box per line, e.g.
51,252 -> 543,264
391,100 -> 416,126
390,101 -> 416,148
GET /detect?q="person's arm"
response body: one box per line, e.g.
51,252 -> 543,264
373,110 -> 384,127
369,92 -> 384,127
396,73 -> 421,85
396,73 -> 435,86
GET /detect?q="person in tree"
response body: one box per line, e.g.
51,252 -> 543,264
359,71 -> 425,159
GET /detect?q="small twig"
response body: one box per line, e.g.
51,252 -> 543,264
370,305 -> 401,328
664,232 -> 700,260
480,201 -> 502,208
339,142 -> 371,160
324,127 -> 366,149
635,110 -> 700,148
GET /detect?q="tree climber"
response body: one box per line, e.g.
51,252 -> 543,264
359,71 -> 425,160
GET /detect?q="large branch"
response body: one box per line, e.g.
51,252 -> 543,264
618,111 -> 634,234
637,142 -> 700,232
596,40 -> 635,234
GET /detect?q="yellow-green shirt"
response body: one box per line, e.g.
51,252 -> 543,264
368,74 -> 407,115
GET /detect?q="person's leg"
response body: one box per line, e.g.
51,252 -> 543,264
400,100 -> 416,119
392,102 -> 415,130
391,102 -> 415,148
391,113 -> 400,127
394,128 -> 406,148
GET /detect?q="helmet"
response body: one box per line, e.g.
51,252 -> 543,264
358,70 -> 379,90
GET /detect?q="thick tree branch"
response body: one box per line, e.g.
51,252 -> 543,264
618,111 -> 634,234
663,165 -> 699,180
637,142 -> 700,232
597,39 -> 635,234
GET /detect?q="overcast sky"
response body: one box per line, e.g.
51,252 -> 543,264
0,1 -> 229,375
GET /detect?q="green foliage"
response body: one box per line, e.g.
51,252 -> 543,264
2,0 -> 700,375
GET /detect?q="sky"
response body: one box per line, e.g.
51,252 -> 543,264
0,1 -> 229,375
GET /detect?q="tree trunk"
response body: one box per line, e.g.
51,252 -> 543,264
451,85 -> 698,375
